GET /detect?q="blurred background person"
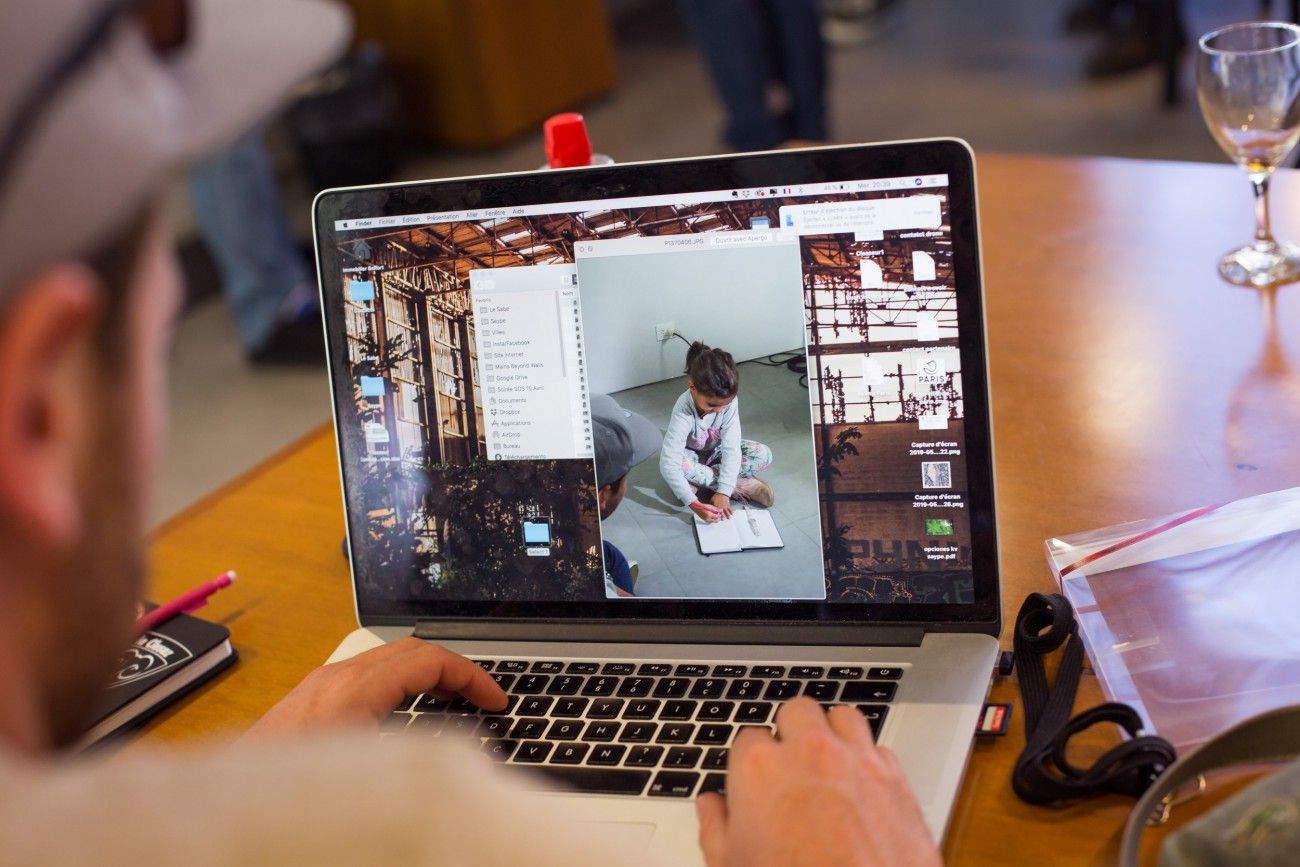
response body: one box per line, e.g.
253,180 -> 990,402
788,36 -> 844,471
675,0 -> 828,150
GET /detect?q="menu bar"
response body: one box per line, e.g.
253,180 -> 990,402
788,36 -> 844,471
333,174 -> 949,232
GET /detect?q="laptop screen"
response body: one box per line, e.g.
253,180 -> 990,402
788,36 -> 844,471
316,142 -> 998,627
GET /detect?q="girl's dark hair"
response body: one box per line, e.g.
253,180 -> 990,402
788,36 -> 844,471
685,341 -> 739,399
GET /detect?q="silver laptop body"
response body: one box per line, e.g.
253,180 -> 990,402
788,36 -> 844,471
314,140 -> 1001,864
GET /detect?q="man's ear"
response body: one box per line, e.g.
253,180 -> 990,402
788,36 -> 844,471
597,483 -> 611,514
0,264 -> 104,547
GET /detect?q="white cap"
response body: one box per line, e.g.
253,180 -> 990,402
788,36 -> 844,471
0,0 -> 352,291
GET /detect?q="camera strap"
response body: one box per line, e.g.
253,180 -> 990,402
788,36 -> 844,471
1011,592 -> 1177,805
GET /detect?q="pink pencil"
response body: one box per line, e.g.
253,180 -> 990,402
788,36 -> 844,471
136,571 -> 236,633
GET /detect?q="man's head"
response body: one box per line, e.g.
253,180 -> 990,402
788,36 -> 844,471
0,0 -> 348,751
590,394 -> 660,521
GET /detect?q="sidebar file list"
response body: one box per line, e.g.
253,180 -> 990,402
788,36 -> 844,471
468,264 -> 593,461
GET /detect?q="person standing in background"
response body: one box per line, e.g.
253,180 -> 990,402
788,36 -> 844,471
676,0 -> 828,151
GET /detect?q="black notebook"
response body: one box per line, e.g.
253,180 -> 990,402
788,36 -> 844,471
80,609 -> 237,747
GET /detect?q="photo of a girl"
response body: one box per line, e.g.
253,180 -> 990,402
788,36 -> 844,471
659,342 -> 775,523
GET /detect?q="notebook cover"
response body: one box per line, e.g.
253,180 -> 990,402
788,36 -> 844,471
86,609 -> 235,733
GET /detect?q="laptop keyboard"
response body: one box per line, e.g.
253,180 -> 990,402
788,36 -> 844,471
384,658 -> 904,799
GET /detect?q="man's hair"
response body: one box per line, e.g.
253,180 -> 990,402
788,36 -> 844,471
685,341 -> 739,399
83,206 -> 152,363
599,472 -> 628,493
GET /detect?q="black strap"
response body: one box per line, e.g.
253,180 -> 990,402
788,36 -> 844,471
1011,592 -> 1177,805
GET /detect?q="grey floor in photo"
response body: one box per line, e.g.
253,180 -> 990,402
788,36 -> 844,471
601,356 -> 827,599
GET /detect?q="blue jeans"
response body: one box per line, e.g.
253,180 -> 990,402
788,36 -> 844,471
187,130 -> 313,352
676,0 -> 828,151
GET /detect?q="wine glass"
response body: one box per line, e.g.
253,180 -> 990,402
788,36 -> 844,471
1197,21 -> 1300,287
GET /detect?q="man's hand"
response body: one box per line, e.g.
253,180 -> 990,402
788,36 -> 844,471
245,637 -> 506,738
709,493 -> 734,519
696,697 -> 941,867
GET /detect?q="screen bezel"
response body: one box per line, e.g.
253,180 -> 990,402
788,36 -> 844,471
314,139 -> 1000,634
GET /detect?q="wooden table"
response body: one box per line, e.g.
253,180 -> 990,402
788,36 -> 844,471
142,153 -> 1300,865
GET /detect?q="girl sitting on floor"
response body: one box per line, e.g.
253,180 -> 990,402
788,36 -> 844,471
659,341 -> 774,523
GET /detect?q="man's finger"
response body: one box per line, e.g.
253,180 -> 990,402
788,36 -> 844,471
825,703 -> 874,747
729,723 -> 774,762
773,695 -> 828,740
389,642 -> 507,711
695,792 -> 729,867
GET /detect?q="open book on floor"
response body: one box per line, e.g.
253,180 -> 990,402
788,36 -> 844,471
693,507 -> 785,555
79,608 -> 237,748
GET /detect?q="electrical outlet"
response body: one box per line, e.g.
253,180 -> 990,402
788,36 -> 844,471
655,322 -> 675,342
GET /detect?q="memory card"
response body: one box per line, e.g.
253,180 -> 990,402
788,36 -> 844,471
976,702 -> 1012,736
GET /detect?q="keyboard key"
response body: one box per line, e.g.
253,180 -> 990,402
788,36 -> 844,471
868,667 -> 904,680
856,705 -> 889,737
509,719 -> 547,739
553,698 -> 589,718
699,773 -> 727,794
514,741 -> 553,763
659,700 -> 696,721
537,766 -> 650,795
649,770 -> 699,797
712,665 -> 747,678
589,744 -> 628,766
620,722 -> 658,744
639,663 -> 672,676
736,702 -> 773,724
601,662 -> 636,675
381,712 -> 411,732
566,662 -> 600,674
413,694 -> 450,712
490,673 -> 516,691
532,661 -> 564,673
516,697 -> 554,717
442,715 -> 479,736
477,716 -> 513,738
623,699 -> 660,720
675,664 -> 710,677
696,701 -> 735,722
751,665 -> 786,678
588,699 -> 624,719
626,744 -> 665,768
393,695 -> 419,712
726,679 -> 764,699
482,738 -> 517,761
498,660 -> 528,673
552,743 -> 591,764
689,679 -> 727,699
703,748 -> 729,770
790,666 -> 824,679
546,720 -> 583,741
583,721 -> 621,742
515,675 -> 550,695
841,682 -> 897,703
546,676 -> 584,696
657,724 -> 695,744
446,696 -> 479,714
617,678 -> 653,698
652,678 -> 690,698
582,677 -> 618,697
472,659 -> 495,672
828,666 -> 864,679
763,680 -> 801,700
803,681 -> 840,701
695,724 -> 733,746
665,746 -> 703,768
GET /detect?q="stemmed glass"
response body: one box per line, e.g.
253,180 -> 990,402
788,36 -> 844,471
1197,21 -> 1300,287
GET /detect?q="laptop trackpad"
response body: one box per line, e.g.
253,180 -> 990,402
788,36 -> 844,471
583,821 -> 657,850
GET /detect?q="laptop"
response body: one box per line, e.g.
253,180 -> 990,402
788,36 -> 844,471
313,140 -> 1001,862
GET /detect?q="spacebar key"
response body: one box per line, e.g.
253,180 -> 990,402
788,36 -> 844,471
536,766 -> 652,795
